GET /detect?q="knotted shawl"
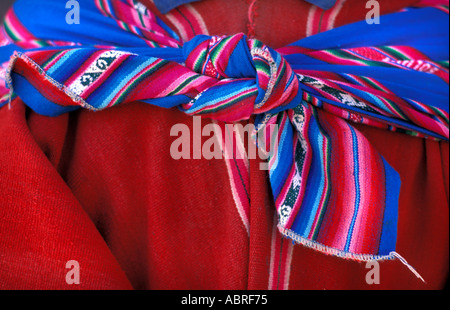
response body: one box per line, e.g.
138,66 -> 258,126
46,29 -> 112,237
0,0 -> 448,278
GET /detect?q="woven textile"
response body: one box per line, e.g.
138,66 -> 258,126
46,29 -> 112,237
0,0 -> 448,271
153,0 -> 338,13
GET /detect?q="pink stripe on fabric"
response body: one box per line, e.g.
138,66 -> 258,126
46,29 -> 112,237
268,215 -> 294,290
306,5 -> 320,37
325,0 -> 347,31
212,120 -> 250,235
184,4 -> 209,35
347,133 -> 373,254
321,115 -> 357,251
43,51 -> 68,71
165,12 -> 189,42
268,216 -> 280,290
165,4 -> 208,42
106,59 -> 165,106
277,238 -> 294,290
5,10 -> 38,46
283,109 -> 314,229
307,137 -> 330,239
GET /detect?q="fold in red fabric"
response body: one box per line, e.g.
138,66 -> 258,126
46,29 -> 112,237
0,0 -> 448,289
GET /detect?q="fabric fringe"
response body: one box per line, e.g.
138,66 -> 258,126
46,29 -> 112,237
390,251 -> 426,283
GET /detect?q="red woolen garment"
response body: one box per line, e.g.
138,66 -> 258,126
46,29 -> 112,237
0,0 -> 448,290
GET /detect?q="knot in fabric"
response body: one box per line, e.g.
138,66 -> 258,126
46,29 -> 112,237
182,34 -> 301,121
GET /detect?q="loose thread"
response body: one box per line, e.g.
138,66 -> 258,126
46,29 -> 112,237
280,226 -> 427,284
390,251 -> 426,283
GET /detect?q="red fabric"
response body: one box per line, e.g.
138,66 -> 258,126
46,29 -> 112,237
0,0 -> 448,289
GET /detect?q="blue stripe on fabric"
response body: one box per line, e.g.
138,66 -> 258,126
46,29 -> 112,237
0,45 -> 24,63
45,49 -> 87,82
224,37 -> 256,79
290,65 -> 449,112
291,116 -> 325,237
153,0 -> 200,14
296,83 -> 448,140
268,118 -> 287,179
11,72 -> 79,116
270,119 -> 294,198
377,158 -> 400,255
155,15 -> 181,42
288,7 -> 449,60
13,0 -> 154,48
110,47 -> 184,62
344,124 -> 361,252
338,84 -> 392,114
186,81 -> 257,113
337,74 -> 393,114
87,56 -> 157,109
44,49 -> 104,85
142,94 -> 192,108
304,0 -> 337,10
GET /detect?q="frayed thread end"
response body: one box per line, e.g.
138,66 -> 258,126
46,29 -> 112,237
390,251 -> 426,284
279,226 -> 427,284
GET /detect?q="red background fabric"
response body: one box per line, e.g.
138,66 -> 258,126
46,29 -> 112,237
0,0 -> 448,289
